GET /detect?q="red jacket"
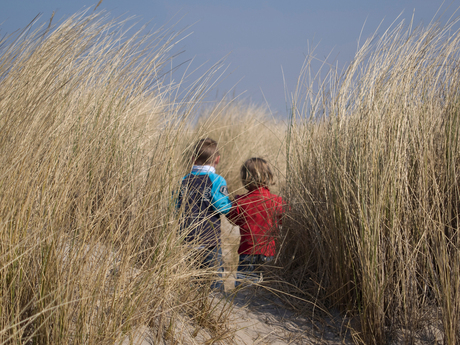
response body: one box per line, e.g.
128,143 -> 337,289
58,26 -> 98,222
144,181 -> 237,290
227,187 -> 285,256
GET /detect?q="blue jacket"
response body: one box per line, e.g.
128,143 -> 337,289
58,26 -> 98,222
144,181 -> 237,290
176,166 -> 231,247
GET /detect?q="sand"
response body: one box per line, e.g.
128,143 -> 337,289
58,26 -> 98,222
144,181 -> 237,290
119,218 -> 349,344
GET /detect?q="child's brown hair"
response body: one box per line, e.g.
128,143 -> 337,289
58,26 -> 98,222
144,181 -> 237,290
240,157 -> 274,191
192,138 -> 220,165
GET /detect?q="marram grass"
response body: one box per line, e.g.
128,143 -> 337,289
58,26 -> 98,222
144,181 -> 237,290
280,16 -> 460,344
3,6 -> 460,345
0,10 -> 241,345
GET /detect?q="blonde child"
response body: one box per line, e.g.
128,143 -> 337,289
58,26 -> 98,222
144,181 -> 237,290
227,157 -> 285,286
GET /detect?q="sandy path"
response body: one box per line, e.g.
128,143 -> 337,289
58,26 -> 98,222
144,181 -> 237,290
120,218 -> 349,344
220,216 -> 240,291
120,220 -> 445,345
218,218 -> 348,344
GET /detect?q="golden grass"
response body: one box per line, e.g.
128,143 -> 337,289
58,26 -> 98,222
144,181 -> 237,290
0,9 -> 286,344
3,6 -> 460,345
0,11 -> 225,344
279,15 -> 460,344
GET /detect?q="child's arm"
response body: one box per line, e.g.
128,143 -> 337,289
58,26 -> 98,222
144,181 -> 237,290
209,174 -> 232,215
172,185 -> 182,210
276,196 -> 289,224
227,197 -> 242,226
172,175 -> 189,210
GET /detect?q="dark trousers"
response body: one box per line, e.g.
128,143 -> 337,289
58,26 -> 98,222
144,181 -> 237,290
199,246 -> 224,290
235,254 -> 273,287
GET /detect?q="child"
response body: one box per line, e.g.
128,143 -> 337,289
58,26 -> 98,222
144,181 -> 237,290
228,157 -> 285,287
176,138 -> 232,290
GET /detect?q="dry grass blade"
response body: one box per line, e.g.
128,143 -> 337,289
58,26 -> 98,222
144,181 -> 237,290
279,13 -> 460,345
0,10 -> 242,345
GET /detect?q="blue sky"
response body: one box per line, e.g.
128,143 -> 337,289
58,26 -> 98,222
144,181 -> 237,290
0,1 -> 457,116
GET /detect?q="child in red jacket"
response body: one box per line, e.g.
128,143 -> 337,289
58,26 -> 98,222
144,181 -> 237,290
227,157 -> 285,287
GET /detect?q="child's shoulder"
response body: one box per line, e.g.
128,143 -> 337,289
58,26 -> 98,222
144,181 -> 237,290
207,171 -> 227,184
266,190 -> 285,206
206,172 -> 229,197
232,192 -> 251,205
273,192 -> 285,203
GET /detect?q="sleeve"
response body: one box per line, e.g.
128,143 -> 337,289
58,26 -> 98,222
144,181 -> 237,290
277,196 -> 288,224
209,174 -> 232,215
174,188 -> 182,210
173,176 -> 187,210
227,197 -> 242,225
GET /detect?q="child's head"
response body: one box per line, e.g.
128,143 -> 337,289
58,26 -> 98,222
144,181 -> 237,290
240,157 -> 274,191
192,138 -> 220,166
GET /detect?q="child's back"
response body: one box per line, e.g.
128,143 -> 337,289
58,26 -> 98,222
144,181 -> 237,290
229,186 -> 283,256
179,166 -> 230,247
176,138 -> 231,290
228,157 -> 285,286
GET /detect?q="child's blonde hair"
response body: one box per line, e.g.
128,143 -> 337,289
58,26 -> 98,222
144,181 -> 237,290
240,157 -> 274,191
192,138 -> 220,165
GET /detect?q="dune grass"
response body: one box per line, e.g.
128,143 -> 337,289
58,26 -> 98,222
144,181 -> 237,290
0,8 -> 289,344
280,15 -> 460,344
3,5 -> 460,345
0,10 -> 244,344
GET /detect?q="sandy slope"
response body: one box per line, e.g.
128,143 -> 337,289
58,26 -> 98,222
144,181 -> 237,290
119,218 -> 349,345
219,218 -> 348,345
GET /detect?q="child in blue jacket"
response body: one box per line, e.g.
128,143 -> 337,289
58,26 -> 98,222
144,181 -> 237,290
177,138 -> 231,289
